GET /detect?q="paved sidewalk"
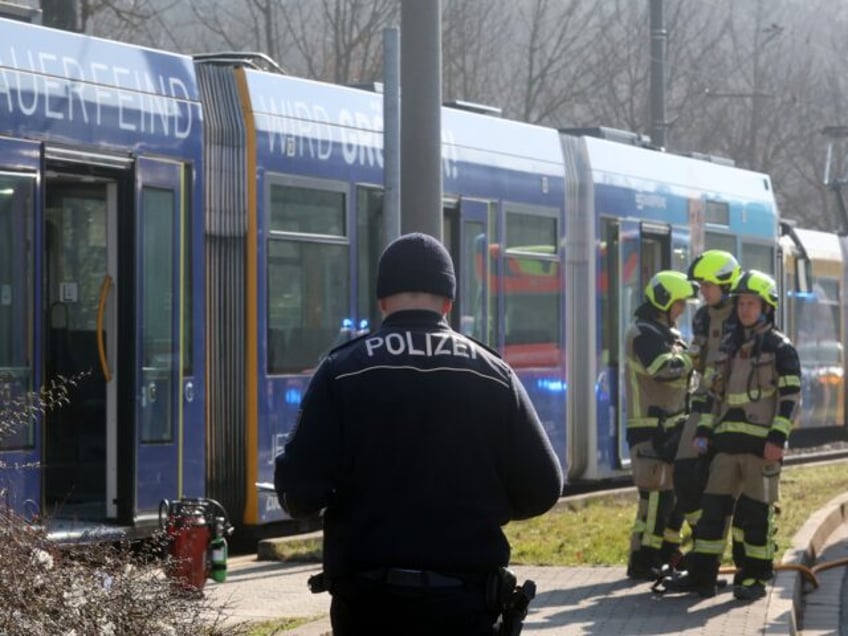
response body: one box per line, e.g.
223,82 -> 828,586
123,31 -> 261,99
202,493 -> 848,635
205,561 -> 791,635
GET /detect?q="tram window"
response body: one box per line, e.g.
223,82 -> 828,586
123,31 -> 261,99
705,200 -> 730,226
506,213 -> 556,251
267,184 -> 350,375
811,278 -> 841,341
704,232 -> 737,255
141,187 -> 177,443
741,242 -> 775,274
0,174 -> 35,449
270,185 -> 345,236
502,211 -> 560,366
793,276 -> 841,385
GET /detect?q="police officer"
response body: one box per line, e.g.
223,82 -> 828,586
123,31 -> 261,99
624,270 -> 697,580
665,251 -> 741,566
274,232 -> 563,635
665,270 -> 801,600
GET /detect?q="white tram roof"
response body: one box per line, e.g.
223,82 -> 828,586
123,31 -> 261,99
577,136 -> 774,202
783,227 -> 844,264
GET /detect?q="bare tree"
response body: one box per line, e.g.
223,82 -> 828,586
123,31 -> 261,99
505,0 -> 605,125
672,0 -> 834,225
186,0 -> 286,60
280,0 -> 397,84
441,0 -> 512,109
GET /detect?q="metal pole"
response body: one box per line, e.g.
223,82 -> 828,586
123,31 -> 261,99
649,0 -> 667,148
400,0 -> 442,238
383,26 -> 401,246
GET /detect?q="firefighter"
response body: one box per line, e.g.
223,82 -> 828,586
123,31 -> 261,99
664,250 -> 741,568
625,270 -> 698,580
664,270 -> 801,600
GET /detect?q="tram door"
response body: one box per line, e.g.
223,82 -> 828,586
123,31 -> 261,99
44,172 -> 121,522
611,221 -> 671,468
43,157 -> 186,523
452,199 -> 493,344
134,158 -> 185,513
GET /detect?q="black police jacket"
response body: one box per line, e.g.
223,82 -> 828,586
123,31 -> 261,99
274,309 -> 563,578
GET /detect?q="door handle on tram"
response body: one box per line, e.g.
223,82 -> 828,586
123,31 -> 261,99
96,274 -> 113,382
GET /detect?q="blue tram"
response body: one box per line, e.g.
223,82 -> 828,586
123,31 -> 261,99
200,57 -> 781,526
0,18 -> 206,538
0,16 -> 801,539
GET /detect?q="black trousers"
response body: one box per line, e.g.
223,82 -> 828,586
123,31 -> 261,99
329,575 -> 499,635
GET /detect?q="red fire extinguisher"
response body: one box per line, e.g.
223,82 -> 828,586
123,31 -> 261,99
159,498 -> 232,593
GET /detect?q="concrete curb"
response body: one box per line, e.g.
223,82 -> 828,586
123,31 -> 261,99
766,491 -> 848,635
258,529 -> 323,561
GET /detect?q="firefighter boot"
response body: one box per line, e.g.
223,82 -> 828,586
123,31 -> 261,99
733,578 -> 767,601
660,553 -> 718,598
733,557 -> 773,601
627,547 -> 662,581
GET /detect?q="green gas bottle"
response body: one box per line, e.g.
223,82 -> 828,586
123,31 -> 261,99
209,518 -> 228,583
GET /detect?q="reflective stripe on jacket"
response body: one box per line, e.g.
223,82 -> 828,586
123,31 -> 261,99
697,323 -> 801,454
625,315 -> 692,447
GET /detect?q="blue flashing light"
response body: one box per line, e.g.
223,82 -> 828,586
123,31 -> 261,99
359,319 -> 369,330
793,290 -> 816,300
285,388 -> 302,405
341,318 -> 354,329
536,378 -> 567,393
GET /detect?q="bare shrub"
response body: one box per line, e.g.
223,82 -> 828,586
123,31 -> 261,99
0,376 -> 247,635
0,373 -> 82,446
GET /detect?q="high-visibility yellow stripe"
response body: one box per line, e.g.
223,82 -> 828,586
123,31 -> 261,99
772,416 -> 792,436
236,67 -> 259,526
779,375 -> 800,388
645,352 -> 692,377
744,542 -> 771,560
627,417 -> 660,429
663,528 -> 682,544
642,491 -> 664,548
628,368 -> 642,418
646,352 -> 678,375
726,388 -> 775,405
715,420 -> 769,437
684,510 -> 702,526
694,538 -> 726,555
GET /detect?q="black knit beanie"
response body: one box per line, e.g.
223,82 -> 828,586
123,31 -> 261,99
375,233 -> 456,300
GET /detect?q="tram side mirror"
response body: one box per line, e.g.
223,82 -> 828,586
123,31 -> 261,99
795,257 -> 812,295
